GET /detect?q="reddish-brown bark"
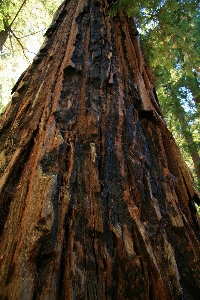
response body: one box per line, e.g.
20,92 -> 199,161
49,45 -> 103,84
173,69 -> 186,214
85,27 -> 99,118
0,0 -> 200,299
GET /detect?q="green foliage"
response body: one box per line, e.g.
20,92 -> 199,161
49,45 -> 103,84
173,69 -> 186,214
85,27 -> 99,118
111,0 -> 199,74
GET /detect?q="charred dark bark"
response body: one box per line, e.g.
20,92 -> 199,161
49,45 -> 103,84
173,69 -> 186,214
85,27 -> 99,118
0,0 -> 200,299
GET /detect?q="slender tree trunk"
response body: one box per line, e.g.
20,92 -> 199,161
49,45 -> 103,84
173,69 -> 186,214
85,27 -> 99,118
173,94 -> 200,180
0,29 -> 8,51
186,74 -> 200,114
0,0 -> 200,299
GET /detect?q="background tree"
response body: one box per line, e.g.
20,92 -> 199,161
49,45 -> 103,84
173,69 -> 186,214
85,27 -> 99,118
0,0 -> 200,299
0,0 -> 62,108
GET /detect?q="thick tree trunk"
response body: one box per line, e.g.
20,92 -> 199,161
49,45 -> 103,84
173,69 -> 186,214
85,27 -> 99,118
0,0 -> 200,299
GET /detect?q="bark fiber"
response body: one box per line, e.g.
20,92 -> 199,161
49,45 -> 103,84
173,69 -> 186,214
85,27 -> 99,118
0,0 -> 200,299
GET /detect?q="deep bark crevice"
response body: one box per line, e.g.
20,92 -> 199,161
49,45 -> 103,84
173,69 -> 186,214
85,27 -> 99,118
0,126 -> 38,236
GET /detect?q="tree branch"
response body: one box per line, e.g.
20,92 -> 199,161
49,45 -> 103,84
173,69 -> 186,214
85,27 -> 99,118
10,29 -> 30,62
18,28 -> 46,39
10,0 -> 28,27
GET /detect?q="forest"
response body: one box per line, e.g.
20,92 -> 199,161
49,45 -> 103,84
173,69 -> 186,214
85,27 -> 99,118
0,0 -> 200,299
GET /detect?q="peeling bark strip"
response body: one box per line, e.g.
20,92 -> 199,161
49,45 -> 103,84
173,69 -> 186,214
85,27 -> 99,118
0,0 -> 200,299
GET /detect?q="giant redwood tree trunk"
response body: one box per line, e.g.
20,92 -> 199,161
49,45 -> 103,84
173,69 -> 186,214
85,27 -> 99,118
0,0 -> 200,299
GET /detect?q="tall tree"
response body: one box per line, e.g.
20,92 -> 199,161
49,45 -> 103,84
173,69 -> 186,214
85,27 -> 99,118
0,0 -> 200,299
171,89 -> 200,180
156,75 -> 200,186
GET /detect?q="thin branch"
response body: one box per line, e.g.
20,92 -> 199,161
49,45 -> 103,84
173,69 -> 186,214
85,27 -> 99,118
18,28 -> 46,39
10,29 -> 31,62
10,0 -> 28,27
